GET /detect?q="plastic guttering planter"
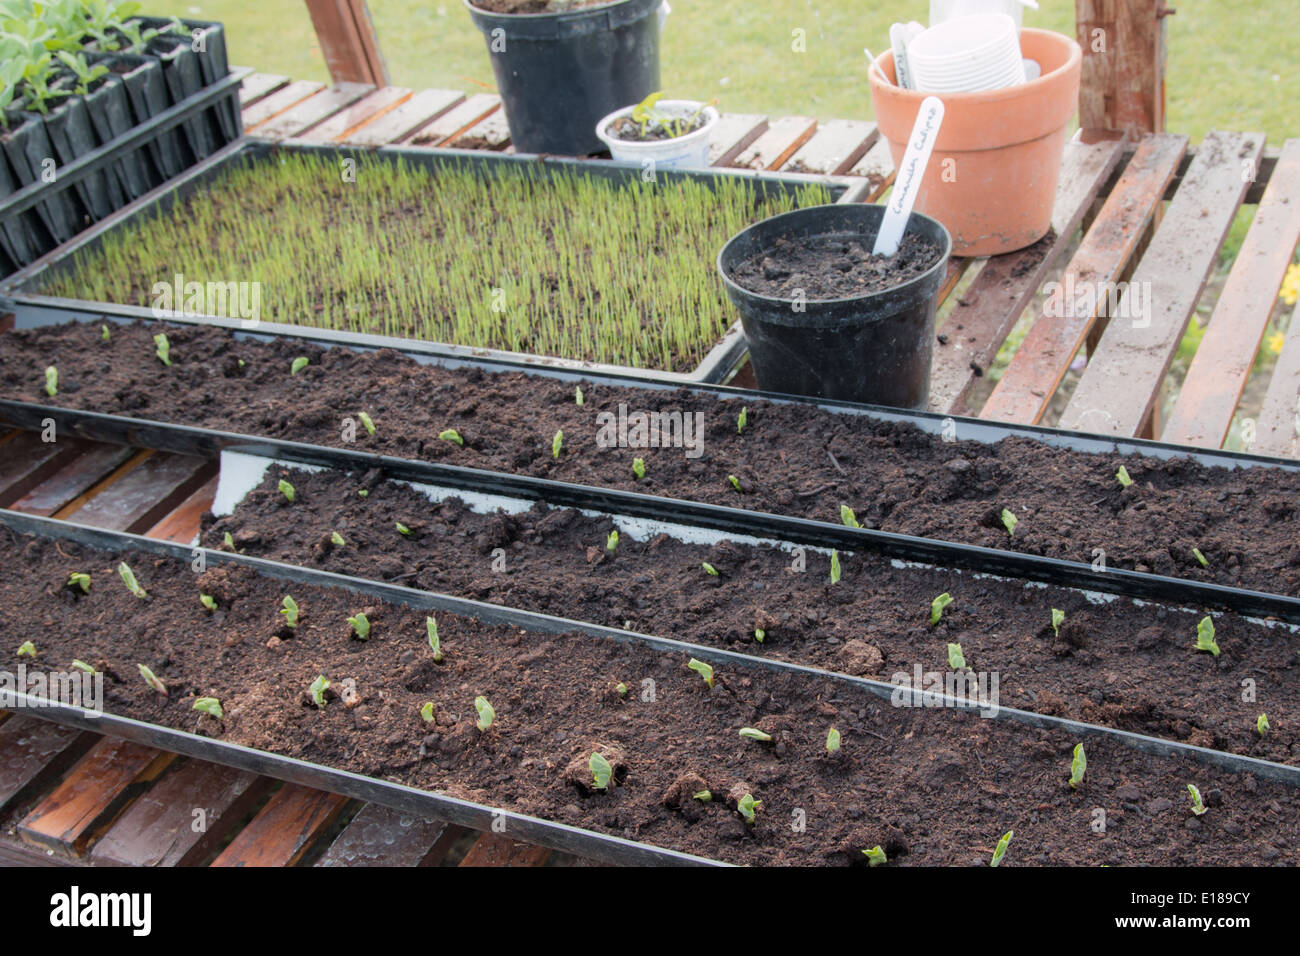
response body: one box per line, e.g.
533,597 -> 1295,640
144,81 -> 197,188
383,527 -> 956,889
718,203 -> 952,408
464,0 -> 665,156
0,138 -> 860,383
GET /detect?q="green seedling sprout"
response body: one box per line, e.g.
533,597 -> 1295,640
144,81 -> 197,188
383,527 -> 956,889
930,592 -> 953,626
309,675 -> 330,708
1257,713 -> 1270,736
688,658 -> 714,688
17,641 -> 36,658
1069,743 -> 1086,789
290,356 -> 309,375
439,429 -> 464,446
67,572 -> 91,594
590,752 -> 614,791
278,479 -> 295,502
1051,608 -> 1065,637
420,701 -> 436,723
1187,784 -> 1207,816
1116,465 -> 1133,488
474,695 -> 495,732
632,457 -> 645,480
1195,616 -> 1219,657
101,324 -> 111,342
223,531 -> 236,550
200,594 -> 217,612
737,406 -> 748,434
118,562 -> 147,599
1193,547 -> 1208,568
154,333 -> 172,367
606,530 -> 619,552
862,846 -> 887,867
280,595 -> 300,628
331,531 -> 345,547
702,562 -> 719,576
693,790 -> 712,802
71,659 -> 97,675
616,682 -> 628,698
840,504 -> 861,528
574,385 -> 584,406
396,522 -> 412,536
552,429 -> 564,459
348,613 -> 370,641
947,643 -> 967,670
426,616 -> 443,662
357,489 -> 370,498
736,793 -> 761,825
754,628 -> 765,644
357,411 -> 375,435
739,727 -> 773,742
728,474 -> 742,492
1001,508 -> 1018,537
44,366 -> 58,396
826,727 -> 841,754
990,830 -> 1013,867
138,663 -> 167,695
193,697 -> 223,719
830,549 -> 842,585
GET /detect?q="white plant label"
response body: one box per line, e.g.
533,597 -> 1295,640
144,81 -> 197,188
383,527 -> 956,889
873,96 -> 945,258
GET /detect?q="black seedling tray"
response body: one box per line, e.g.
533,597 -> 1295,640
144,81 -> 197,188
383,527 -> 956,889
3,508 -> 1299,870
0,138 -> 864,384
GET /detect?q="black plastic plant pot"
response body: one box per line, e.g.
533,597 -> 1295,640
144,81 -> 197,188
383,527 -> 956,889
81,54 -> 165,197
718,203 -> 952,409
87,51 -> 181,183
463,0 -> 662,156
0,111 -> 81,245
40,95 -> 112,222
0,137 -> 41,266
135,17 -> 239,144
146,34 -> 211,164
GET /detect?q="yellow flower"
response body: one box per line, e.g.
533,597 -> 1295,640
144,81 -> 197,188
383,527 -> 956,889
1281,263 -> 1300,306
1265,331 -> 1286,355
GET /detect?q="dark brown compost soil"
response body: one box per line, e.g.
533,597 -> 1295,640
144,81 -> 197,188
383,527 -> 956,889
208,465 -> 1300,767
3,321 -> 1299,597
471,0 -> 612,12
607,112 -> 709,143
729,232 -> 942,299
4,526 -> 1299,866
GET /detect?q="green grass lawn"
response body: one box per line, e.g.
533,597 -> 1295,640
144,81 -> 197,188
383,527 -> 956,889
152,0 -> 1298,144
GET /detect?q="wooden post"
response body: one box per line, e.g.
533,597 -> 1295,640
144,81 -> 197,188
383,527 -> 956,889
1075,0 -> 1172,142
303,0 -> 389,86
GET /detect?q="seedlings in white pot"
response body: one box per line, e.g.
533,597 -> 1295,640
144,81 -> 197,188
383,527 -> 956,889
687,658 -> 714,688
738,727 -> 773,742
67,572 -> 91,594
193,697 -> 223,719
930,592 -> 952,626
439,429 -> 464,446
1195,616 -> 1219,657
278,479 -> 295,502
308,675 -> 330,708
474,695 -> 495,732
590,752 -> 614,791
990,830 -> 1013,866
290,356 -> 309,375
348,613 -> 370,641
426,616 -> 443,662
280,595 -> 300,628
154,333 -> 172,367
44,366 -> 58,397
138,663 -> 167,695
118,562 -> 147,599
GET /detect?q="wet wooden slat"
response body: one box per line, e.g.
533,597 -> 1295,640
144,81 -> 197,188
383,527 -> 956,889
727,116 -> 818,171
781,119 -> 877,175
0,715 -> 93,814
449,106 -> 512,150
408,94 -> 502,148
59,453 -> 218,535
314,803 -> 450,867
1162,139 -> 1300,448
0,433 -> 94,508
458,830 -> 553,867
707,114 -> 768,167
1060,131 -> 1265,437
251,82 -> 375,141
1253,304 -> 1300,458
239,72 -> 290,107
928,137 -> 1127,415
343,88 -> 465,146
7,442 -> 135,516
285,86 -> 411,144
978,134 -> 1185,423
18,737 -> 175,857
90,761 -> 269,868
242,80 -> 326,130
211,784 -> 351,867
848,135 -> 896,200
145,475 -> 219,545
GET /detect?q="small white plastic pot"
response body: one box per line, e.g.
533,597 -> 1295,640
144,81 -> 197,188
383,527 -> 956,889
595,99 -> 719,170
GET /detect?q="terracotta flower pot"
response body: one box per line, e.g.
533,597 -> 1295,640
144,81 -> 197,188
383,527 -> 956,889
869,28 -> 1081,257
